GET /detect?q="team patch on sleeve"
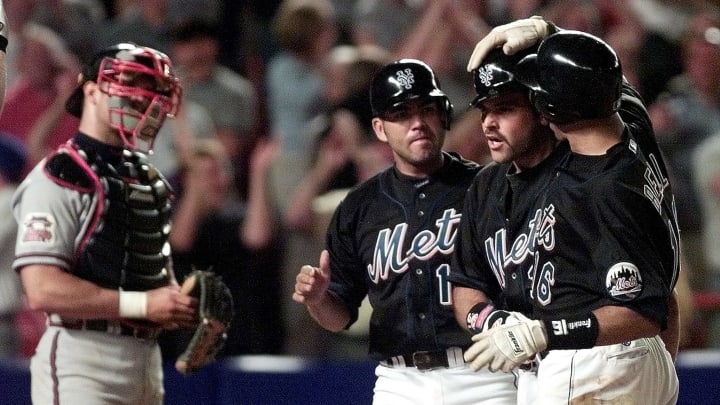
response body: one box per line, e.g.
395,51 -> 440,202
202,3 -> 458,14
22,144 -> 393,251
21,213 -> 56,244
605,262 -> 643,301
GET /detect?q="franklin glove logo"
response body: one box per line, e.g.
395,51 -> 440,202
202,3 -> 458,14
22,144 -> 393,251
506,330 -> 524,356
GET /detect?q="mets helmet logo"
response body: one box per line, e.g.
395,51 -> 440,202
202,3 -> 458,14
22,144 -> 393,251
605,262 -> 643,301
477,66 -> 494,87
396,68 -> 415,89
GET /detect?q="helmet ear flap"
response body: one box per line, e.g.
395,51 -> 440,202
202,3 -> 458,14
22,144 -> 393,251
441,96 -> 453,130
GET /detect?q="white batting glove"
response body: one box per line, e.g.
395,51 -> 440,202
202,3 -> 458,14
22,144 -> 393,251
466,16 -> 553,72
464,314 -> 548,373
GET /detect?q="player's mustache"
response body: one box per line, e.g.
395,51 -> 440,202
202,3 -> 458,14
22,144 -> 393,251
483,129 -> 505,142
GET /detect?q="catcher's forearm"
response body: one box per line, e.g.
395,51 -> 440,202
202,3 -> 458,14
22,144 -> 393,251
20,264 -> 121,319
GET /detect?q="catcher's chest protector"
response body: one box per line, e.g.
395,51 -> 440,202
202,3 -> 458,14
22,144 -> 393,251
46,144 -> 173,291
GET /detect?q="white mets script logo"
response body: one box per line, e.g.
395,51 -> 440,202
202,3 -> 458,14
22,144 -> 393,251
485,205 -> 556,288
396,69 -> 415,89
367,208 -> 461,284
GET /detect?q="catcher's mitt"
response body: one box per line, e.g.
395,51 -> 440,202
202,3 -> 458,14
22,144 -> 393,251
175,270 -> 234,375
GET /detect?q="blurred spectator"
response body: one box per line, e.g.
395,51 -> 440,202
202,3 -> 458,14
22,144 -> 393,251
352,0 -> 489,109
603,5 -> 683,106
284,44 -> 392,235
148,99 -> 217,181
350,0 -> 491,164
0,22 -> 80,165
693,129 -> 720,348
96,0 -> 174,53
483,0 -> 547,26
170,19 -> 260,199
539,0 -> 604,37
5,0 -> 104,90
265,0 -> 339,357
266,0 -> 336,164
3,0 -> 40,91
163,137 -> 285,359
0,133 -> 28,359
31,0 -> 106,64
650,4 -> 720,290
167,0 -> 221,26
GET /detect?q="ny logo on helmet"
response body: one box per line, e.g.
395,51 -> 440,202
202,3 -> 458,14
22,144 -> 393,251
477,66 -> 494,87
396,69 -> 415,89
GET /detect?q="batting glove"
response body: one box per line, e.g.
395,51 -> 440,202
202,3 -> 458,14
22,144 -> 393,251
466,16 -> 554,71
464,313 -> 548,373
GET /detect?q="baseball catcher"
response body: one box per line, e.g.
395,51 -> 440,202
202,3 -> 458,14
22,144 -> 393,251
175,270 -> 235,375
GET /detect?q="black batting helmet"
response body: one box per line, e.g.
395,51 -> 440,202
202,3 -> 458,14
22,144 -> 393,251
370,59 -> 453,129
470,45 -> 538,108
514,30 -> 622,124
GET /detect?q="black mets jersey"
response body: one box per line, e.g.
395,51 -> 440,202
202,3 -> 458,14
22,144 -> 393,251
449,142 -> 571,316
325,152 -> 480,360
450,82 -> 680,331
525,84 -> 679,328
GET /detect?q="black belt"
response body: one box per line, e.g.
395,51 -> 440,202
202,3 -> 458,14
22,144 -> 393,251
51,318 -> 161,340
380,347 -> 466,370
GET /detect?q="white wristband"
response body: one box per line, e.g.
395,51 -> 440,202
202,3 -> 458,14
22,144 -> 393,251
119,290 -> 148,318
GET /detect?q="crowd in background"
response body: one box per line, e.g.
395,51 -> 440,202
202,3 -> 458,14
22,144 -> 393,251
2,0 -> 720,362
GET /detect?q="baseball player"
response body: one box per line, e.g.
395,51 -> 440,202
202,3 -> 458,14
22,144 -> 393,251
449,45 -> 567,331
451,20 -> 679,404
292,59 -> 518,404
12,43 -> 197,404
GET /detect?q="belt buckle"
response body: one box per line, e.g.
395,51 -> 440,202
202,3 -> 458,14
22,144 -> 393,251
412,351 -> 447,371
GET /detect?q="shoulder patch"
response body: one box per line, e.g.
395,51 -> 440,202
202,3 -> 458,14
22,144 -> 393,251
21,213 -> 56,244
45,150 -> 96,192
605,262 -> 643,301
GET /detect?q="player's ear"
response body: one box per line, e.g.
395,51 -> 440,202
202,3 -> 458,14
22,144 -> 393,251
372,118 -> 388,143
83,81 -> 100,112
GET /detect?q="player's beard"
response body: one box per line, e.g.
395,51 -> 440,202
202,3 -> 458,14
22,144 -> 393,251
395,136 -> 444,174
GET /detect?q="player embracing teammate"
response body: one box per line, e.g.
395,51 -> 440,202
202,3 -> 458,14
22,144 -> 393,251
449,17 -> 680,404
294,14 -> 680,405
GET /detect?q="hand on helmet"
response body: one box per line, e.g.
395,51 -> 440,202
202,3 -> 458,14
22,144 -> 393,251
467,16 -> 553,72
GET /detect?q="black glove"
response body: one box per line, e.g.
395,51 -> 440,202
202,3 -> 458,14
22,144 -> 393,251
175,270 -> 234,375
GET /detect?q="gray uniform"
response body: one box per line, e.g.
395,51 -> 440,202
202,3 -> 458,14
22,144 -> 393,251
13,134 -> 173,404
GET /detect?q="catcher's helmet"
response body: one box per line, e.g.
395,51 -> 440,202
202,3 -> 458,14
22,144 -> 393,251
66,43 -> 182,153
370,59 -> 453,129
514,30 -> 622,124
470,45 -> 538,108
